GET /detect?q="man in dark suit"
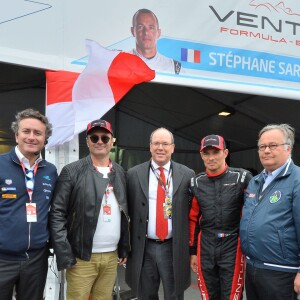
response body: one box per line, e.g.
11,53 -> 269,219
125,127 -> 195,300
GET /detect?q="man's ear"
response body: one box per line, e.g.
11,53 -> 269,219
157,28 -> 161,39
131,27 -> 135,37
224,149 -> 229,158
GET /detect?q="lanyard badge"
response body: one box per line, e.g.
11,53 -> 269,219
26,203 -> 37,222
164,197 -> 172,219
21,163 -> 38,222
98,160 -> 113,222
103,185 -> 113,222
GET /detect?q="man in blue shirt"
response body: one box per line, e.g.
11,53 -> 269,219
240,124 -> 300,300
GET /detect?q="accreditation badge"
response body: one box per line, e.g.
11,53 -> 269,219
26,203 -> 37,222
103,204 -> 112,222
163,196 -> 172,219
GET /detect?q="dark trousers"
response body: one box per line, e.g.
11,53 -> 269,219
199,234 -> 244,300
0,247 -> 48,300
138,239 -> 183,300
245,263 -> 298,300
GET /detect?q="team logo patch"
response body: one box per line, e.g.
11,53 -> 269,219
2,194 -> 16,199
1,187 -> 16,191
270,191 -> 281,203
5,179 -> 12,185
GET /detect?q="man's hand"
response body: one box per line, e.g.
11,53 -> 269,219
190,255 -> 198,273
118,257 -> 127,265
294,272 -> 300,294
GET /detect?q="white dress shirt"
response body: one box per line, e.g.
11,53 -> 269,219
147,160 -> 173,239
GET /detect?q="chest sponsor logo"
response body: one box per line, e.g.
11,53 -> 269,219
223,182 -> 236,186
270,191 -> 281,203
1,187 -> 16,191
5,179 -> 12,185
2,194 -> 17,199
248,193 -> 256,198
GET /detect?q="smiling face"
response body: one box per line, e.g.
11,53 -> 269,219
86,128 -> 114,160
15,118 -> 47,161
258,129 -> 291,172
150,128 -> 174,166
200,147 -> 228,175
131,12 -> 161,58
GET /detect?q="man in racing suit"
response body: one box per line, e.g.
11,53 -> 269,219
189,134 -> 252,300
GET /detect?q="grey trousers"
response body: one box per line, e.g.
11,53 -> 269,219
138,239 -> 184,300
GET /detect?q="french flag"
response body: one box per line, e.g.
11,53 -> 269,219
46,39 -> 155,149
181,48 -> 201,64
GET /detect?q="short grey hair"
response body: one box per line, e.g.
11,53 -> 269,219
258,124 -> 295,150
132,8 -> 159,28
11,108 -> 52,140
150,127 -> 174,144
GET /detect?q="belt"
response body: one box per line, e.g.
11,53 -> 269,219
147,238 -> 172,244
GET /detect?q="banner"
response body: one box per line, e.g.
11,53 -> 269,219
1,0 -> 300,99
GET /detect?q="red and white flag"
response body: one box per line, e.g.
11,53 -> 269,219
46,39 -> 155,149
46,70 -> 79,149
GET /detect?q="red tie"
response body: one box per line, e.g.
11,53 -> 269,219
156,166 -> 168,241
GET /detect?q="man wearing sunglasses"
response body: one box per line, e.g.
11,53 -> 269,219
50,119 -> 129,300
240,124 -> 300,300
0,108 -> 58,300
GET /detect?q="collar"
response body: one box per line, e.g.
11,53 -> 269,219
151,160 -> 171,172
132,48 -> 158,61
262,158 -> 291,179
15,146 -> 42,170
206,163 -> 228,178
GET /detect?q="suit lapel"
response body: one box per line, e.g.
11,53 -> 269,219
172,161 -> 184,197
137,161 -> 150,200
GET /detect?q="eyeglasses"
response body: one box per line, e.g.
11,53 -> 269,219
25,170 -> 34,189
257,143 -> 289,152
151,142 -> 173,148
89,135 -> 111,144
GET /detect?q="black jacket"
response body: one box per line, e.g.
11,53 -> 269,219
189,167 -> 252,254
49,155 -> 129,271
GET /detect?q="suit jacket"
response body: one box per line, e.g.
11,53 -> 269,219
125,160 -> 195,296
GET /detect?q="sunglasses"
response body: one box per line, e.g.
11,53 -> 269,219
89,135 -> 111,144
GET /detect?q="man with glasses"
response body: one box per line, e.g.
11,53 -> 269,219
50,119 -> 129,300
0,108 -> 58,300
129,8 -> 182,74
240,124 -> 300,300
125,127 -> 195,300
189,134 -> 252,300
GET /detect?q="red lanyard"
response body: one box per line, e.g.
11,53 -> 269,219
20,162 -> 38,203
94,160 -> 113,204
104,161 -> 113,203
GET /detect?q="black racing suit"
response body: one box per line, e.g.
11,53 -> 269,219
189,166 -> 252,300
